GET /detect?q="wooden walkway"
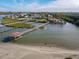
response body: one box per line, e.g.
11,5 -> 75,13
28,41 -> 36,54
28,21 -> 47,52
15,22 -> 49,40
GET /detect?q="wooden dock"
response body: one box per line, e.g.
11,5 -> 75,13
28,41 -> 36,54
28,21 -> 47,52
15,22 -> 49,40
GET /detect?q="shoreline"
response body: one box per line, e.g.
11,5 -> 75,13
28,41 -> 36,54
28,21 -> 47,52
0,43 -> 79,59
16,42 -> 79,50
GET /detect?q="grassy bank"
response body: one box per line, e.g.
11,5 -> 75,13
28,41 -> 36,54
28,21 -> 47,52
1,18 -> 34,28
37,19 -> 48,23
6,23 -> 34,28
1,18 -> 18,24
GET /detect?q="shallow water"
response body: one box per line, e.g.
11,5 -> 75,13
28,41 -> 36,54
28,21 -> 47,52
15,23 -> 79,50
0,15 -> 79,49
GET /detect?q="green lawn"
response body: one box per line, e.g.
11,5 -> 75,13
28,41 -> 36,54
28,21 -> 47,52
6,23 -> 34,28
1,19 -> 18,24
37,19 -> 48,23
1,18 -> 34,28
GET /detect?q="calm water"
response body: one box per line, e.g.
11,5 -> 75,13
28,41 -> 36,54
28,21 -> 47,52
0,15 -> 79,49
16,23 -> 79,50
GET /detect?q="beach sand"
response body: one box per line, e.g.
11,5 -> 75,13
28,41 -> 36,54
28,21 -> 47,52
0,43 -> 79,59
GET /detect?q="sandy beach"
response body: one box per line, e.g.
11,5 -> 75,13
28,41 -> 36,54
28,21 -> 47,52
0,43 -> 79,59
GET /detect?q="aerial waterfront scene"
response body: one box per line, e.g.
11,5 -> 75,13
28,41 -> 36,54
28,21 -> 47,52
0,0 -> 79,59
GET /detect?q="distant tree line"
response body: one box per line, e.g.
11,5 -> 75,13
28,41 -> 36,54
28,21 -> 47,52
52,13 -> 79,26
61,15 -> 79,26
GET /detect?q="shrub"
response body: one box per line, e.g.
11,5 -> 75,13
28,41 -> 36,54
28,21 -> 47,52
38,19 -> 48,23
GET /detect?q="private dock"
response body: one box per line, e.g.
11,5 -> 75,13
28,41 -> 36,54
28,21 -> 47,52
15,22 -> 49,40
2,22 -> 49,42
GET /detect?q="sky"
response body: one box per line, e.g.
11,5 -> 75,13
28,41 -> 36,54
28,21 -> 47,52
0,0 -> 79,12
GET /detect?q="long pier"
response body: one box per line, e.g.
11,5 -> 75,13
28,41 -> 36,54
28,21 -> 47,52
15,22 -> 49,40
